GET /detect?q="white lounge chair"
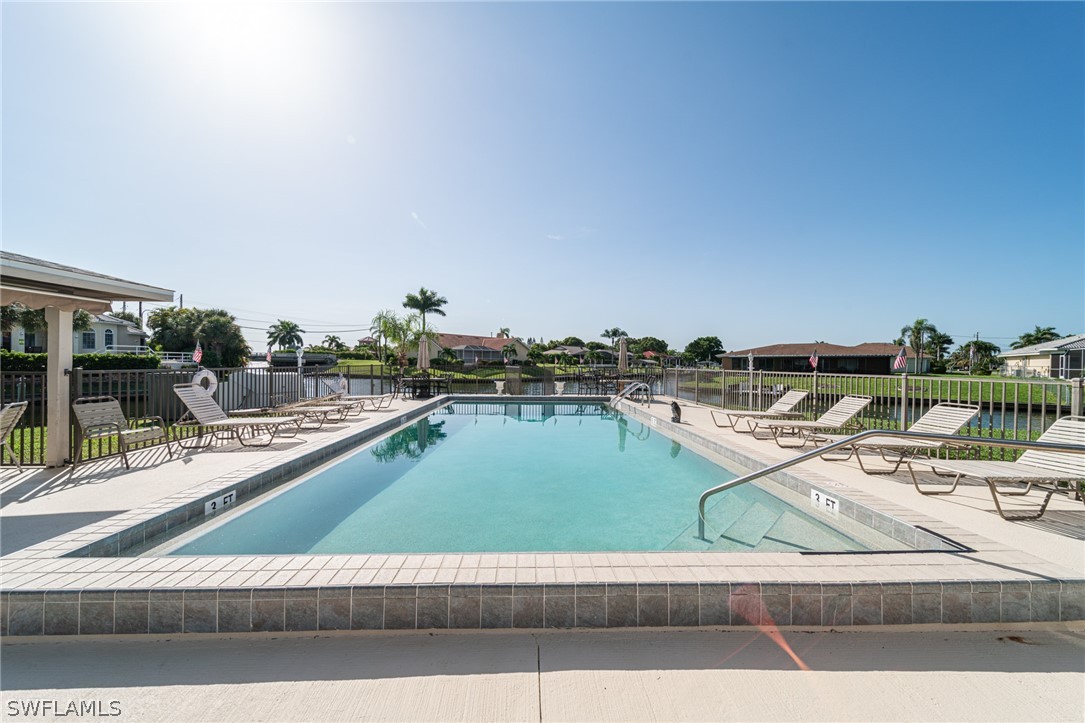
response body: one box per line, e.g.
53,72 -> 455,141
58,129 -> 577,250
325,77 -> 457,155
820,402 -> 981,474
906,415 -> 1085,520
0,402 -> 28,472
749,395 -> 873,448
709,389 -> 810,433
173,383 -> 302,448
70,396 -> 173,475
321,376 -> 396,411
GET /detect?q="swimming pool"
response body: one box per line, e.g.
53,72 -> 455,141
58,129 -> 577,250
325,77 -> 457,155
159,402 -> 903,555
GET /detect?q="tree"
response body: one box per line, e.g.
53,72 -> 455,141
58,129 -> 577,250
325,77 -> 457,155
584,349 -> 603,366
402,287 -> 448,335
110,310 -> 141,329
584,341 -> 606,351
559,336 -> 585,347
370,309 -> 400,364
527,343 -> 547,364
949,340 -> 1002,374
925,331 -> 954,362
267,320 -> 305,350
146,307 -> 250,367
322,335 -> 347,351
601,327 -> 628,347
900,318 -> 937,370
630,336 -> 668,355
497,327 -> 511,338
684,336 -> 724,363
502,342 -> 519,362
1010,326 -> 1061,349
1,303 -> 93,334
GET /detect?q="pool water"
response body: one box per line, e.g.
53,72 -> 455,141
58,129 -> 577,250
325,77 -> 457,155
165,403 -> 890,555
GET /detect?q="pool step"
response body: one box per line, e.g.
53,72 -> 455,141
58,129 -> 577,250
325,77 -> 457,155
714,501 -> 784,551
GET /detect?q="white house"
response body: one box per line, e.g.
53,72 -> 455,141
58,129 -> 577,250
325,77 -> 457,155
3,312 -> 149,355
999,334 -> 1085,379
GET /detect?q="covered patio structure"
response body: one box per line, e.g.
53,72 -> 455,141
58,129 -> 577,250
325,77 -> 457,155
0,252 -> 175,467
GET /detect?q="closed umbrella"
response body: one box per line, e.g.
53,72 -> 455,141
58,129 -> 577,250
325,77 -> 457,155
418,338 -> 431,370
618,337 -> 629,374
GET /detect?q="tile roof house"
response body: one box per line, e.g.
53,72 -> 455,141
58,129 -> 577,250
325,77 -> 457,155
432,333 -> 530,364
719,342 -> 927,374
999,333 -> 1085,379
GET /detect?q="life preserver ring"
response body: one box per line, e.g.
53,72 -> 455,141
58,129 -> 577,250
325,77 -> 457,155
192,369 -> 218,396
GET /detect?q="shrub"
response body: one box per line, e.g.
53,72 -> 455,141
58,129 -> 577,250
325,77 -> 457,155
0,350 -> 163,371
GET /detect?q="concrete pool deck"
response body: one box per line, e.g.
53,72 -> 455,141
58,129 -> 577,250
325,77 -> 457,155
3,626 -> 1084,722
1,395 -> 1082,636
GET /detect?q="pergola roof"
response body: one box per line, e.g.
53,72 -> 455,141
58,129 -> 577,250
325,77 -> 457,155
0,251 -> 174,312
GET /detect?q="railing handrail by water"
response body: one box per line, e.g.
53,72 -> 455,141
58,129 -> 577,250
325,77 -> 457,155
610,381 -> 653,406
696,429 -> 1085,540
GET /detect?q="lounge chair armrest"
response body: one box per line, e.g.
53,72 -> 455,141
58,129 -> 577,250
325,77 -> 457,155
128,415 -> 167,430
81,422 -> 123,436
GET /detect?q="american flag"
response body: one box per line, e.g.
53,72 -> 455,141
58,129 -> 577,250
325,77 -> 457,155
266,347 -> 273,363
192,341 -> 203,364
809,348 -> 819,370
893,346 -> 908,370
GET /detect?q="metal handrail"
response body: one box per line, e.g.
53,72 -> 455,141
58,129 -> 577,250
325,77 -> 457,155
696,428 -> 1085,540
611,381 -> 653,405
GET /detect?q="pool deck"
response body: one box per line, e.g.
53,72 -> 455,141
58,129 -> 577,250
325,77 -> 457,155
1,394 -> 1082,636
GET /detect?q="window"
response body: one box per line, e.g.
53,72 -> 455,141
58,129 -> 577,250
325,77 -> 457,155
104,329 -> 114,350
82,331 -> 96,350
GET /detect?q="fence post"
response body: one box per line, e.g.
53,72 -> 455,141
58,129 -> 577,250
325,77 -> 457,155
694,370 -> 700,405
1072,377 -> 1083,417
900,372 -> 910,430
757,370 -> 764,410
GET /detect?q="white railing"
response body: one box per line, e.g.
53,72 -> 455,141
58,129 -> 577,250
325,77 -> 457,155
99,345 -> 194,364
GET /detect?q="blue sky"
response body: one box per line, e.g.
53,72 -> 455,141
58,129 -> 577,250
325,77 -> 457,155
4,2 -> 1082,353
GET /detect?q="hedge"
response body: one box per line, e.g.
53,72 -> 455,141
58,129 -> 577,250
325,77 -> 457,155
0,350 -> 162,371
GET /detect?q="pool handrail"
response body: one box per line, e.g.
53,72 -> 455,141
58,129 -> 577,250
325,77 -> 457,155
611,381 -> 653,406
696,428 -> 1085,540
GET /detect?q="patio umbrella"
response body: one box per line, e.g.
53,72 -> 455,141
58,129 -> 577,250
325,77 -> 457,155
418,338 -> 431,370
618,337 -> 629,373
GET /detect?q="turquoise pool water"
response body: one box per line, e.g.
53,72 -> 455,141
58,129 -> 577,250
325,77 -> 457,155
166,403 -> 886,555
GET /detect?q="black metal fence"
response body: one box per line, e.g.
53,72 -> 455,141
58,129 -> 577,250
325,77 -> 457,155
664,368 -> 1083,460
0,365 -> 659,467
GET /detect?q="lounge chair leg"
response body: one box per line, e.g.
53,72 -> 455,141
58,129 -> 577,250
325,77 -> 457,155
2,441 -> 21,472
908,460 -> 962,495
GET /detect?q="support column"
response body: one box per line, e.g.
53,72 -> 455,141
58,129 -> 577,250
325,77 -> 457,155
45,307 -> 74,468
1071,377 -> 1083,417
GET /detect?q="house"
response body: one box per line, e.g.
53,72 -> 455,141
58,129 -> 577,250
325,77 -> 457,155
2,312 -> 149,355
999,334 -> 1085,379
431,332 -> 530,364
718,342 -> 929,374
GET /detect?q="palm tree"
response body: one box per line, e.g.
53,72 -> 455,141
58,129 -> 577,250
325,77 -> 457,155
601,327 -> 628,347
402,287 -> 448,336
370,309 -> 400,364
497,327 -> 511,338
321,334 -> 347,351
925,331 -> 954,362
502,342 -> 519,363
900,318 -> 937,372
1010,326 -> 1061,349
267,319 -> 305,350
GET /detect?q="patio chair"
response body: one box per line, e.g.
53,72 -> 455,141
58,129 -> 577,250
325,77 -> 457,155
320,377 -> 396,411
709,390 -> 810,433
0,402 -> 29,472
748,395 -> 874,448
905,415 -> 1085,520
70,396 -> 173,475
173,383 -> 302,448
820,402 -> 981,474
